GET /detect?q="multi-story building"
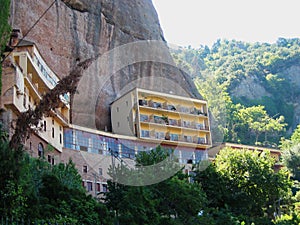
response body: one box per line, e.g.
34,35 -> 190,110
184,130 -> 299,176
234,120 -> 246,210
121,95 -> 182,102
1,37 -> 70,161
111,88 -> 212,150
1,32 -> 212,195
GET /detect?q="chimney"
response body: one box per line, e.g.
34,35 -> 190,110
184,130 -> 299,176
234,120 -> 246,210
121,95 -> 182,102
9,29 -> 22,47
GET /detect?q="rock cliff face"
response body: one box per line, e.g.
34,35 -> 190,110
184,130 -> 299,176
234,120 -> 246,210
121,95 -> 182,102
230,65 -> 300,131
10,0 -> 201,131
231,75 -> 271,100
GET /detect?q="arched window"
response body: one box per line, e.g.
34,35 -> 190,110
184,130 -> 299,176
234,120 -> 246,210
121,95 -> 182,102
38,143 -> 44,157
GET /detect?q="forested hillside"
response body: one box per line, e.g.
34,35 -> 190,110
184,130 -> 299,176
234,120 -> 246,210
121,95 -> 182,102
171,38 -> 300,147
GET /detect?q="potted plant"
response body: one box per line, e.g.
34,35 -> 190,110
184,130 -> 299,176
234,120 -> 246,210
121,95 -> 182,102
161,114 -> 169,125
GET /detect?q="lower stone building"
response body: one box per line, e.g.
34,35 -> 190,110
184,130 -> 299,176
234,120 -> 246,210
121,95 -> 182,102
208,142 -> 283,171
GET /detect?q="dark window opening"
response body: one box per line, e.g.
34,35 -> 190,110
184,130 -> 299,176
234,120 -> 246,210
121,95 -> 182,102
87,182 -> 93,191
187,159 -> 193,164
83,165 -> 88,173
38,143 -> 44,157
102,184 -> 108,193
97,183 -> 101,192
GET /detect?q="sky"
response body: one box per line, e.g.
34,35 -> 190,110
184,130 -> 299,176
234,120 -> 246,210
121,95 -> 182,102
152,0 -> 300,48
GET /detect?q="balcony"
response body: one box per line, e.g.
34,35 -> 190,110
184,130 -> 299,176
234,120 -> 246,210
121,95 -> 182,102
138,99 -> 208,118
52,108 -> 69,125
140,129 -> 211,146
32,53 -> 58,89
140,115 -> 209,132
24,73 -> 42,100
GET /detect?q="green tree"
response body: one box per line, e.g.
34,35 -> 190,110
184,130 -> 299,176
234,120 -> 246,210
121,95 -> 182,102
0,0 -> 11,54
105,146 -> 207,225
282,144 -> 300,181
280,125 -> 300,150
172,38 -> 300,142
0,0 -> 11,93
195,147 -> 291,222
238,105 -> 286,145
0,127 -> 26,218
21,159 -> 112,224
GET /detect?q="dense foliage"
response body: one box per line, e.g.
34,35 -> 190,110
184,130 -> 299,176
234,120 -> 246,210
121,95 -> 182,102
1,127 -> 300,225
0,0 -> 11,93
0,128 -> 111,224
172,38 -> 300,146
195,148 -> 291,225
104,147 -> 207,225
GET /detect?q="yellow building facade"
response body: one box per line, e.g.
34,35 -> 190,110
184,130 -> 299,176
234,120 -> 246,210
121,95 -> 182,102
111,88 -> 212,149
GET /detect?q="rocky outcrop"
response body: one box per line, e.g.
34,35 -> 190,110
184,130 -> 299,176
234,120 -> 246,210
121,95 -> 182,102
285,65 -> 300,89
231,75 -> 271,100
10,0 -> 201,131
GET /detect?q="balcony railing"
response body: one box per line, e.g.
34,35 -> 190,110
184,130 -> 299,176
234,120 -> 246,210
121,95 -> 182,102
140,115 -> 210,132
25,73 -> 41,97
138,99 -> 208,117
54,109 -> 69,124
140,130 -> 211,146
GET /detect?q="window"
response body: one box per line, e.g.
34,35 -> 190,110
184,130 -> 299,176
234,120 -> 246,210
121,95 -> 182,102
29,142 -> 32,150
99,168 -> 103,176
52,127 -> 54,138
183,120 -> 191,128
87,182 -> 93,191
82,181 -> 85,187
59,126 -> 62,131
196,123 -> 204,130
187,159 -> 193,164
48,155 -> 51,163
153,102 -> 161,108
154,115 -> 164,124
140,114 -> 149,122
116,107 -> 119,112
59,133 -> 62,144
83,165 -> 88,173
51,157 -> 55,165
169,119 -> 177,126
121,144 -> 135,159
138,99 -> 147,106
141,130 -> 150,138
180,106 -> 189,113
23,94 -> 27,108
167,104 -> 176,111
43,121 -> 46,132
126,101 -> 128,106
38,143 -> 44,157
52,119 -> 54,125
184,135 -> 192,142
170,133 -> 179,141
96,183 -> 101,192
198,137 -> 206,144
155,132 -> 165,140
102,184 -> 108,193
